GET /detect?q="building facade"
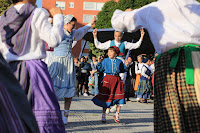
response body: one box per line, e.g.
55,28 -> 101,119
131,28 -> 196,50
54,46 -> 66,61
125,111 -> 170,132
42,0 -> 119,58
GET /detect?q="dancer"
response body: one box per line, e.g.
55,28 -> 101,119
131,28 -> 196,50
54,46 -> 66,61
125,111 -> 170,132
111,0 -> 200,132
136,57 -> 153,103
0,53 -> 39,133
0,0 -> 65,132
47,15 -> 96,124
92,46 -> 130,123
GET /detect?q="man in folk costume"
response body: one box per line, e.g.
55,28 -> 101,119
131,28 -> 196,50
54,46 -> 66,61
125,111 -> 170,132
0,0 -> 65,132
111,0 -> 200,132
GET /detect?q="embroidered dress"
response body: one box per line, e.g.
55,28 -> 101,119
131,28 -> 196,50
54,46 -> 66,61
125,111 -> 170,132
47,25 -> 92,98
136,64 -> 152,100
0,3 -> 65,133
92,58 -> 128,108
111,0 -> 200,132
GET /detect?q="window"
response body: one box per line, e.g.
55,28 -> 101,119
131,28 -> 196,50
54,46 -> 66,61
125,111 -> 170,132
69,2 -> 74,8
83,14 -> 96,23
83,2 -> 105,11
96,3 -> 104,11
55,1 -> 65,10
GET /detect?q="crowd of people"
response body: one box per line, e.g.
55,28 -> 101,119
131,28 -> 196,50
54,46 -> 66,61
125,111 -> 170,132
0,0 -> 200,132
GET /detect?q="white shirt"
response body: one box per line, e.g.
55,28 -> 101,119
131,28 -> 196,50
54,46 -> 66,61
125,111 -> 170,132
0,4 -> 64,62
94,38 -> 142,50
141,64 -> 152,78
135,62 -> 144,74
111,0 -> 200,54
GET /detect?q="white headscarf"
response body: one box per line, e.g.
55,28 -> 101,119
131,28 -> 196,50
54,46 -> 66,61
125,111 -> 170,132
64,15 -> 74,25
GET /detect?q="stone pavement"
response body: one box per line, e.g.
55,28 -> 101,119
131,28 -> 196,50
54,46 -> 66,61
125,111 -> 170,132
59,96 -> 154,133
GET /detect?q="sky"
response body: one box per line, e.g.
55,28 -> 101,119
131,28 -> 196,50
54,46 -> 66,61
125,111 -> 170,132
36,0 -> 42,8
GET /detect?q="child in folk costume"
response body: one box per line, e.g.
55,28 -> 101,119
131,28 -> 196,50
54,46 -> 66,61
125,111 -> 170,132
134,55 -> 144,96
93,28 -> 145,82
111,0 -> 200,132
92,46 -> 130,123
0,0 -> 65,132
47,15 -> 96,124
93,28 -> 145,113
136,57 -> 153,103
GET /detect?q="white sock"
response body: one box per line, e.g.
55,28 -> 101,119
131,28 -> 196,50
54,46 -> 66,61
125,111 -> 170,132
116,112 -> 119,117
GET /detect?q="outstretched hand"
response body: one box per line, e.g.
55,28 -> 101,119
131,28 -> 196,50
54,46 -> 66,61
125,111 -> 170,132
91,16 -> 97,25
93,28 -> 97,38
140,28 -> 145,40
125,60 -> 129,66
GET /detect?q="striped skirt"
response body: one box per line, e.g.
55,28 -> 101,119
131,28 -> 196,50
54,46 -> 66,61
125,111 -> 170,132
9,60 -> 65,133
154,50 -> 200,132
0,53 -> 39,133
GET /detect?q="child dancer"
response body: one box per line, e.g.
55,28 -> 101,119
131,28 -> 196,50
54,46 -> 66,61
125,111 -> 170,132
0,0 -> 65,132
111,0 -> 200,132
136,57 -> 152,103
92,46 -> 130,123
47,15 -> 96,124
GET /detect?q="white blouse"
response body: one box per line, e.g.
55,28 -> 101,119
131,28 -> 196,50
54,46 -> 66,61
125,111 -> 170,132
135,62 -> 144,74
94,38 -> 142,50
111,0 -> 200,54
0,4 -> 64,62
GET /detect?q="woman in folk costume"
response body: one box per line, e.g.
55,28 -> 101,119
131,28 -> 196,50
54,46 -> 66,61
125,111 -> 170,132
136,57 -> 153,103
134,55 -> 144,94
92,46 -> 130,123
0,53 -> 39,133
47,15 -> 96,124
0,0 -> 66,132
111,0 -> 200,132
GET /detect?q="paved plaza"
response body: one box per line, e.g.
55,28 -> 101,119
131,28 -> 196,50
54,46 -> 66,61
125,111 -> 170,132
59,96 -> 154,133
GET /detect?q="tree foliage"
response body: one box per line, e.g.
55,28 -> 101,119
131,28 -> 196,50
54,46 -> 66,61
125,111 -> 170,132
0,0 -> 12,15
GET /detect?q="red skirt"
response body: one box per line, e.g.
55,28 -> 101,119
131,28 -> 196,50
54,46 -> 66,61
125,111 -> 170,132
92,75 -> 125,108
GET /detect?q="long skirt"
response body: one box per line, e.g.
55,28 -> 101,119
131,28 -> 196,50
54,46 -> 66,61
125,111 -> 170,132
136,79 -> 152,100
0,53 -> 39,133
154,50 -> 200,132
48,53 -> 76,98
9,60 -> 65,133
92,75 -> 126,108
134,74 -> 141,91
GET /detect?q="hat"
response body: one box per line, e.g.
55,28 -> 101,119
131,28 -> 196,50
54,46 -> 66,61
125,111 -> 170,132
64,15 -> 74,25
110,46 -> 124,56
142,57 -> 149,63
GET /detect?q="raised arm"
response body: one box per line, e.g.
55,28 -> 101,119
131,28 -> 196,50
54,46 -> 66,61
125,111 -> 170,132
74,16 -> 96,41
35,8 -> 64,48
93,28 -> 111,50
125,28 -> 145,50
111,5 -> 149,32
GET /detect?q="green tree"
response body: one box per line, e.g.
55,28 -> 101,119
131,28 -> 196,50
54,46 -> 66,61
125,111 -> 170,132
0,0 -> 12,15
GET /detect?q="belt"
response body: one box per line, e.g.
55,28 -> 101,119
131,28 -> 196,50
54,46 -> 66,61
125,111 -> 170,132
156,44 -> 200,85
105,73 -> 119,76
